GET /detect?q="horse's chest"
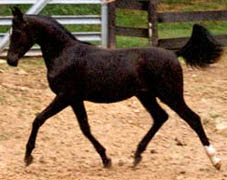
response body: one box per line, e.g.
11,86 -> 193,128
47,71 -> 80,95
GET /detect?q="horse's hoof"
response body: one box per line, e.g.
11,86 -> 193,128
103,158 -> 112,168
213,158 -> 221,170
24,155 -> 33,167
133,155 -> 142,168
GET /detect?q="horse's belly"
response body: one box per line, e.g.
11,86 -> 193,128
83,74 -> 148,103
84,87 -> 140,103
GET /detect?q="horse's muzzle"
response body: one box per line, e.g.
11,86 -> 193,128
7,55 -> 18,67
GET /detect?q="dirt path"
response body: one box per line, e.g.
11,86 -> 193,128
0,55 -> 227,180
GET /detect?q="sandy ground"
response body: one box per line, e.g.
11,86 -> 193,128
0,55 -> 227,180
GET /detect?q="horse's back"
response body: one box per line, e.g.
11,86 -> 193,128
82,46 -> 182,102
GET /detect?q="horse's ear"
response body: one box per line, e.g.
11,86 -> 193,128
11,7 -> 24,21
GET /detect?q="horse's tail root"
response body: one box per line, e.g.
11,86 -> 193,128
176,24 -> 223,68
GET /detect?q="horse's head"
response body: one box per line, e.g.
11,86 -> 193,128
7,7 -> 35,66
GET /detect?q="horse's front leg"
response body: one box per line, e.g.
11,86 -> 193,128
25,95 -> 68,166
71,101 -> 112,168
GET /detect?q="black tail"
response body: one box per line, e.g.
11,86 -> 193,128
176,24 -> 223,68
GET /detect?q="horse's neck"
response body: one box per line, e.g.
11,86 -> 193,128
34,22 -> 75,69
39,37 -> 73,62
38,31 -> 72,54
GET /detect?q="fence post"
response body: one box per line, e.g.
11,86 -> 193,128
107,2 -> 116,48
101,3 -> 108,48
148,0 -> 158,46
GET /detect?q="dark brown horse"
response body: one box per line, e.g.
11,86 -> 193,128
7,7 -> 223,169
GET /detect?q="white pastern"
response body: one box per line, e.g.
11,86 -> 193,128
204,145 -> 221,170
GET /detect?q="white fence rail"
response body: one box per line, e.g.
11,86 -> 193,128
0,0 -> 108,57
0,15 -> 102,25
0,0 -> 102,4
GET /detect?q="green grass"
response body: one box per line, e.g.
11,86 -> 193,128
159,0 -> 227,11
0,4 -> 101,15
0,1 -> 227,48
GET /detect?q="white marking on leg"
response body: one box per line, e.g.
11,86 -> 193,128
204,145 -> 221,170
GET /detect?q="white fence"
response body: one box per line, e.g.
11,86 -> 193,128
0,0 -> 108,56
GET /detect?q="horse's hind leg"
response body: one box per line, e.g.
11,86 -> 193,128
134,93 -> 169,167
153,60 -> 221,169
25,95 -> 68,166
160,95 -> 221,170
71,101 -> 111,168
